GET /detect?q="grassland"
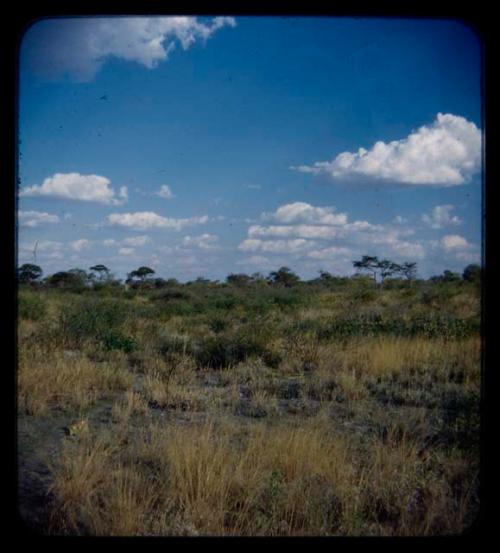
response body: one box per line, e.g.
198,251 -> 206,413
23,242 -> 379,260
17,276 -> 481,536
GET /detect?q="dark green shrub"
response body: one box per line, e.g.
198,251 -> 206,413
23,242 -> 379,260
102,330 -> 137,353
18,292 -> 46,321
58,297 -> 129,348
193,333 -> 280,369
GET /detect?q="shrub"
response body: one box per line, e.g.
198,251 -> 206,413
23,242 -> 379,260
102,331 -> 137,353
58,297 -> 129,348
18,292 -> 46,321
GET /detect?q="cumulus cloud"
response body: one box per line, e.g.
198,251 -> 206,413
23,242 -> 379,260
307,246 -> 352,260
20,173 -> 128,205
18,210 -> 60,227
119,247 -> 135,256
263,202 -> 348,225
422,205 -> 462,229
122,235 -> 150,247
24,16 -> 236,81
238,238 -> 316,254
155,185 -> 174,199
440,234 -> 470,250
70,239 -> 90,252
249,224 -> 346,240
182,234 -> 219,250
106,211 -> 209,231
294,113 -> 481,186
238,201 -> 427,263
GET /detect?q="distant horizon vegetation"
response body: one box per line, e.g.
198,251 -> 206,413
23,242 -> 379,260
17,255 -> 482,289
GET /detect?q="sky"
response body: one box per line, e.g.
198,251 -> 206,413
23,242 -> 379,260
17,16 -> 483,282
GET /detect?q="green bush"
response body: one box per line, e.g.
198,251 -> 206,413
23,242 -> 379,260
58,297 -> 129,348
102,330 -> 137,353
193,332 -> 281,369
18,292 -> 46,321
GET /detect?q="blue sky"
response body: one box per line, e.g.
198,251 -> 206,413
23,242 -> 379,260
18,16 -> 483,281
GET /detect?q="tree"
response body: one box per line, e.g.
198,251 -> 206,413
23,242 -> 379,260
226,273 -> 252,286
128,266 -> 155,281
18,263 -> 43,284
442,270 -> 461,283
377,259 -> 399,282
352,255 -> 380,281
462,264 -> 481,284
400,262 -> 417,281
89,264 -> 110,281
46,270 -> 87,288
268,266 -> 301,287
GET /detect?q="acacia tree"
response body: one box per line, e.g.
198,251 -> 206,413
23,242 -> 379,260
400,262 -> 417,281
18,263 -> 43,284
377,259 -> 398,282
462,264 -> 481,284
128,266 -> 155,281
352,255 -> 380,281
89,264 -> 110,281
268,267 -> 301,287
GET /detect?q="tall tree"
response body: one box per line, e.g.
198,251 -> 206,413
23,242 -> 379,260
128,266 -> 155,281
352,255 -> 380,281
18,263 -> 43,283
90,264 -> 110,281
462,264 -> 481,284
400,262 -> 417,281
268,266 -> 300,287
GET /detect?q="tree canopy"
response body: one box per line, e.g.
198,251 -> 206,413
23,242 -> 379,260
18,263 -> 43,283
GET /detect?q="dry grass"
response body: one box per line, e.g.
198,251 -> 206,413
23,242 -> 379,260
18,286 -> 481,536
46,411 -> 477,536
18,346 -> 133,416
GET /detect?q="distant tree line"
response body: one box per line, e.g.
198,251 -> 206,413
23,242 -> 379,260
16,258 -> 482,289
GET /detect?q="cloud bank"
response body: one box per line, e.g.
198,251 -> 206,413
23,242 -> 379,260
106,211 -> 208,231
422,205 -> 462,229
20,173 -> 128,205
18,210 -> 60,227
294,113 -> 481,186
24,16 -> 236,81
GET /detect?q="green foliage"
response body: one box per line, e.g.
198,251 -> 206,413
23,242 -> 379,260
58,297 -> 130,348
462,264 -> 481,284
102,330 -> 137,353
18,292 -> 46,320
18,263 -> 43,283
268,266 -> 301,288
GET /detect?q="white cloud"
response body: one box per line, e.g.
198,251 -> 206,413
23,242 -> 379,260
393,215 -> 407,225
103,239 -> 117,247
155,185 -> 174,199
119,247 -> 135,256
263,202 -> 348,225
236,255 -> 274,269
238,238 -> 316,254
106,211 -> 208,231
441,234 -> 470,250
422,204 -> 462,229
26,16 -> 236,81
294,113 -> 481,186
18,210 -> 60,227
455,251 -> 481,263
249,224 -> 346,240
182,234 -> 219,250
70,239 -> 90,252
307,246 -> 352,260
20,173 -> 127,205
122,235 -> 150,247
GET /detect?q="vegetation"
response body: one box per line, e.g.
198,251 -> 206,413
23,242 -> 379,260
17,258 -> 481,536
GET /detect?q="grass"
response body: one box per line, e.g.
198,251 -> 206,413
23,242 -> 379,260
17,278 -> 481,535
